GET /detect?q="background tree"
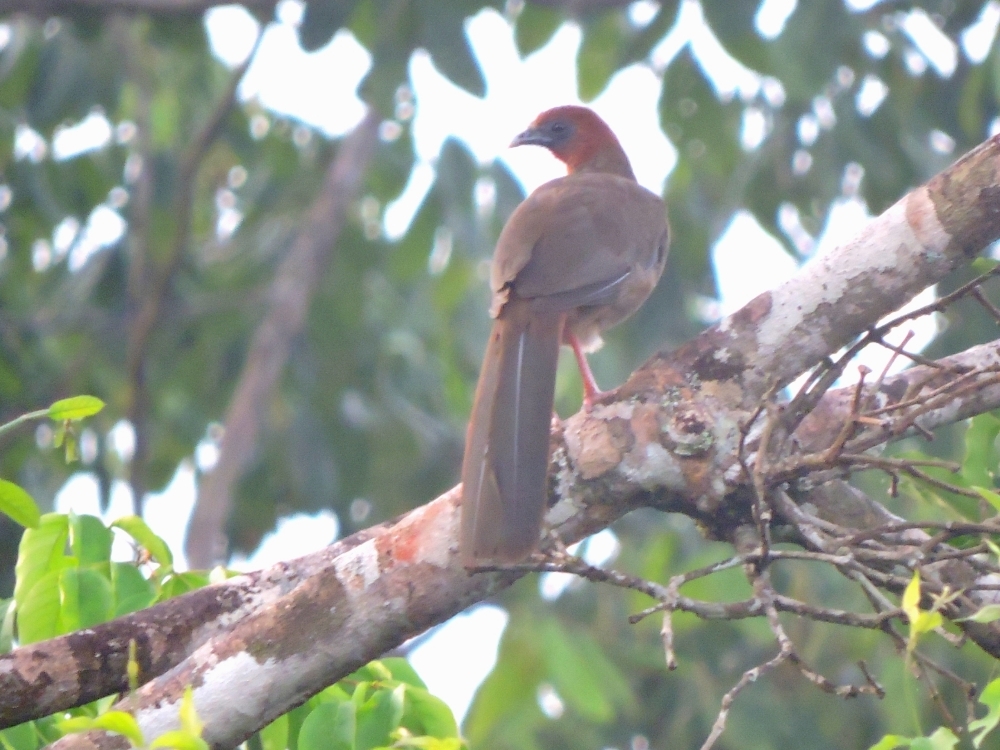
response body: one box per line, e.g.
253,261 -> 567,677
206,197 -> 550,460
3,1 -> 1000,749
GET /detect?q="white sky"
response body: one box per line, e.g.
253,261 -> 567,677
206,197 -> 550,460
42,0 -> 993,728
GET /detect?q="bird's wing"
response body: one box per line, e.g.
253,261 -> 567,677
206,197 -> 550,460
490,173 -> 667,316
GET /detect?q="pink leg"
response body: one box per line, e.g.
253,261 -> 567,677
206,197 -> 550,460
567,331 -> 606,410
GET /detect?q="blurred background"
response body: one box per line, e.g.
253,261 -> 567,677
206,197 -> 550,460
2,0 -> 1000,747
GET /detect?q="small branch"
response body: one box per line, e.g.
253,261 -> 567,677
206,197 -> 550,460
972,286 -> 1000,324
0,408 -> 49,439
699,648 -> 789,750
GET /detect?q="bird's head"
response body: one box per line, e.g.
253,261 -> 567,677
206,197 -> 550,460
511,106 -> 632,178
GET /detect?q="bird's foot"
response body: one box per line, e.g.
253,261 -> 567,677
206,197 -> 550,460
581,384 -> 610,412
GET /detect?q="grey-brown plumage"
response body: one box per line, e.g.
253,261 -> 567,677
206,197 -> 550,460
460,106 -> 669,567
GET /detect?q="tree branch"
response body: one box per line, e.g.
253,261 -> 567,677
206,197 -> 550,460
626,134 -> 1000,408
0,518 -> 394,729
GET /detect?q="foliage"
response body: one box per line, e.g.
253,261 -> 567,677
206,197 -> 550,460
290,660 -> 463,750
0,395 -> 104,529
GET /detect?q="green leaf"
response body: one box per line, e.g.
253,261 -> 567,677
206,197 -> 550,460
63,434 -> 79,464
57,718 -> 95,734
971,678 -> 1000,747
70,513 -> 112,565
868,736 -> 910,750
0,599 -> 15,654
902,571 -> 943,654
0,479 -> 40,529
284,701 -> 314,750
160,571 -> 210,599
540,617 -> 613,722
972,257 -> 1000,274
577,12 -> 626,101
56,566 -> 81,633
315,683 -> 353,706
299,701 -> 355,750
299,0 -> 355,52
357,659 -> 394,683
356,685 -> 404,750
258,713 -> 288,750
914,727 -> 959,750
899,465 -> 981,520
902,571 -> 921,624
419,3 -> 485,97
148,730 -> 209,750
962,412 -> 1000,487
91,712 -> 144,746
392,738 -> 463,750
14,514 -> 69,610
975,486 -> 1000,513
64,568 -> 113,628
179,685 -> 204,738
110,562 -> 156,617
150,86 -> 181,148
961,604 -> 1000,624
112,516 -> 173,567
17,569 -> 62,644
514,4 -> 563,57
0,721 -> 39,750
379,657 -> 426,688
58,712 -> 144,747
400,686 -> 458,738
47,395 -> 105,421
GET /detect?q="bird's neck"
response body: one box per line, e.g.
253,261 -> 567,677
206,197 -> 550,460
568,146 -> 636,181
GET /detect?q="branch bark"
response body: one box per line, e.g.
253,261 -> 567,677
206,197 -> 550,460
184,109 -> 381,568
28,134 -> 1000,749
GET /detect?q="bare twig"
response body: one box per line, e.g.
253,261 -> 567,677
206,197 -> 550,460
972,287 -> 1000,324
699,649 -> 789,750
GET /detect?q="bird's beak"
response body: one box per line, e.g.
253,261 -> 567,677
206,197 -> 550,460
510,127 -> 548,148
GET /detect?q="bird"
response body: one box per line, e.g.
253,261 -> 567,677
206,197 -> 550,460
460,106 -> 669,567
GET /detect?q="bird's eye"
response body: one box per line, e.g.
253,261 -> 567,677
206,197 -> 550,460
550,122 -> 566,133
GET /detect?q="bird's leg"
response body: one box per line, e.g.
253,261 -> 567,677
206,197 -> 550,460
567,331 -> 607,411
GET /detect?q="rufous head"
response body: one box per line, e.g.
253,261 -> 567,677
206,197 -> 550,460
510,106 -> 632,178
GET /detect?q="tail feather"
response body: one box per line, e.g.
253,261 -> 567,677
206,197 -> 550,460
460,300 -> 564,565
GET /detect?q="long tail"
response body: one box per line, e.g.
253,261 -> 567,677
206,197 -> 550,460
460,299 -> 565,566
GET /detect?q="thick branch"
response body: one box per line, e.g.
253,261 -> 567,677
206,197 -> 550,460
184,109 -> 381,568
624,134 -> 1000,408
0,519 -> 396,730
795,339 -> 1000,455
